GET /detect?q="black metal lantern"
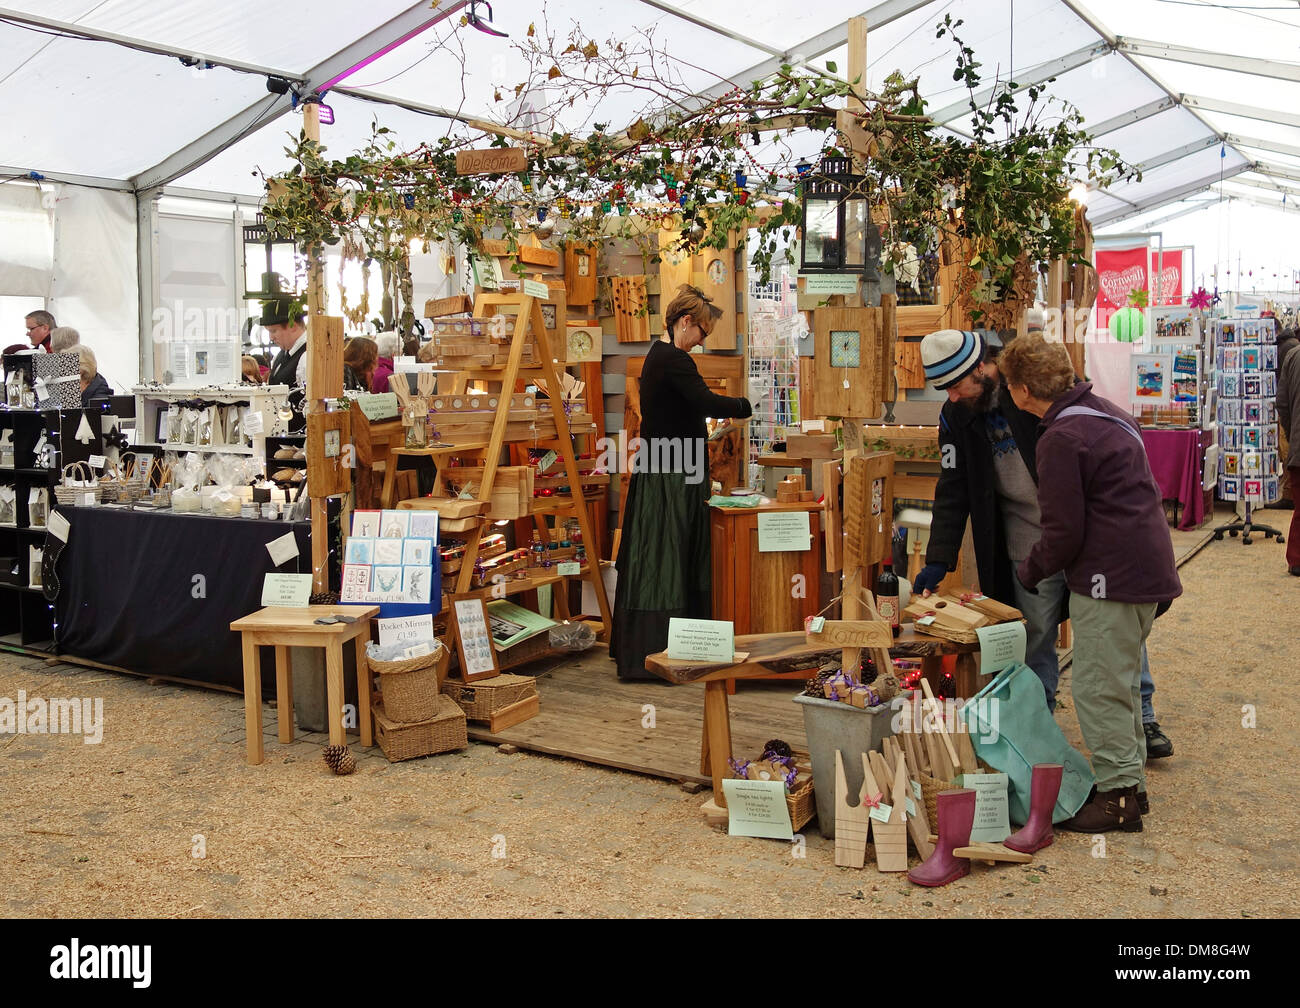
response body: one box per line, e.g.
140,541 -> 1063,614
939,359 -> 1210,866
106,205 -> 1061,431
242,213 -> 302,299
798,156 -> 880,278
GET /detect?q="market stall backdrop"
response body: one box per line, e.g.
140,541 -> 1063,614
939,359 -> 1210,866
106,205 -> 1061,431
4,0 -> 1300,389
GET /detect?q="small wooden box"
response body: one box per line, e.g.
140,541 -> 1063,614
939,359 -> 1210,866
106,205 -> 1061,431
441,673 -> 539,730
784,433 -> 842,459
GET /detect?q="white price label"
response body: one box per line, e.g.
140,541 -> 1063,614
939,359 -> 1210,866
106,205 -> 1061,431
88,454 -> 106,470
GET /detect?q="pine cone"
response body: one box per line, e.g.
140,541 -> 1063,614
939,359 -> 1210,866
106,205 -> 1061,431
322,744 -> 356,775
310,591 -> 340,605
762,739 -> 793,759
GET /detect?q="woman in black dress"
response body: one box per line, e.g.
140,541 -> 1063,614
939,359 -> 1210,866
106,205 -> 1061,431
611,286 -> 752,680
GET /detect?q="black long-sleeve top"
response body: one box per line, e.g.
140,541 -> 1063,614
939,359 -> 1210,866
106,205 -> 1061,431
637,339 -> 750,442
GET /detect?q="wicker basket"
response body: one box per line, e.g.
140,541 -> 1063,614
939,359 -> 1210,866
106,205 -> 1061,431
440,673 -> 537,721
372,695 -> 468,762
920,772 -> 959,827
724,748 -> 816,831
369,644 -> 448,723
786,776 -> 817,832
55,462 -> 101,506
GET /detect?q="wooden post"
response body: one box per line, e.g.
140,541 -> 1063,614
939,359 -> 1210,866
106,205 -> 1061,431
300,100 -> 345,594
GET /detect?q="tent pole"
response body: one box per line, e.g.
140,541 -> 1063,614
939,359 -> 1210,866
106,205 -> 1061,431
136,187 -> 161,382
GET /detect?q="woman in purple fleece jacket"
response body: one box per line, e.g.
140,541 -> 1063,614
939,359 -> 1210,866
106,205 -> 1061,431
999,334 -> 1181,834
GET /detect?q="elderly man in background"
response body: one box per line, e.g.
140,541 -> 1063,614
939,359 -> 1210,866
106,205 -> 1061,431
24,310 -> 55,351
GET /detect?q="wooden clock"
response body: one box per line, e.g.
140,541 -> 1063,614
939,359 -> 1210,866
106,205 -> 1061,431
813,306 -> 881,418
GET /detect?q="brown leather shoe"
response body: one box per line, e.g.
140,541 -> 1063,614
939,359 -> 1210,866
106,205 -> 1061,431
1059,785 -> 1143,833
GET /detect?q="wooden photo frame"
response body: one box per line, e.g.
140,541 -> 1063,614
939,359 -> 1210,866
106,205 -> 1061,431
452,595 -> 500,682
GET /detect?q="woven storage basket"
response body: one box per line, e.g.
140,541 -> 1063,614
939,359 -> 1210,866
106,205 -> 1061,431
373,695 -> 467,762
920,772 -> 959,826
55,462 -> 101,505
724,749 -> 816,831
440,673 -> 537,721
369,644 -> 448,723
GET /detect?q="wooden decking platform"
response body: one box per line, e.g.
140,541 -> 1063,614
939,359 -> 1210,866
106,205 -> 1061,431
466,649 -> 809,786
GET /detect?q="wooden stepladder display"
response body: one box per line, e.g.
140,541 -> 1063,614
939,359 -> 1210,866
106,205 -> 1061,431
430,290 -> 614,667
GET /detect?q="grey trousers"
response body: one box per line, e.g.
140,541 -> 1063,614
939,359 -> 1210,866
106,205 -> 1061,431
1066,593 -> 1156,792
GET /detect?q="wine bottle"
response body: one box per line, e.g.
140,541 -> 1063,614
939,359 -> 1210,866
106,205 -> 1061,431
876,559 -> 900,638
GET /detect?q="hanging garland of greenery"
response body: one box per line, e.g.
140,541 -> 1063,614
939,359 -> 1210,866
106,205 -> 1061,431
260,15 -> 1137,324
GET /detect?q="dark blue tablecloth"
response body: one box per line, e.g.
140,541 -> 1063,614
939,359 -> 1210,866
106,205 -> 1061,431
54,505 -> 311,691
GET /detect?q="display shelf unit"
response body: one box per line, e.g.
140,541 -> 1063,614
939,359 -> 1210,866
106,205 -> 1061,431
0,405 -> 103,652
265,433 -> 307,493
132,384 -> 290,469
428,290 -> 615,648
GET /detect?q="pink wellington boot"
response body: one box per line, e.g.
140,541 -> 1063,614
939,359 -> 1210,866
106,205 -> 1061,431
1004,763 -> 1063,854
907,788 -> 976,888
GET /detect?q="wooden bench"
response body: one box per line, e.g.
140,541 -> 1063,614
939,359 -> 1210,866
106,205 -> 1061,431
645,627 -> 980,804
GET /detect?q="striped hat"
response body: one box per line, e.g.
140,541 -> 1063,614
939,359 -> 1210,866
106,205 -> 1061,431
921,329 -> 985,390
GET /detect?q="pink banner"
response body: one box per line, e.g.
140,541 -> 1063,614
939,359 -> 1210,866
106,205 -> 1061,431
1095,247 -> 1184,324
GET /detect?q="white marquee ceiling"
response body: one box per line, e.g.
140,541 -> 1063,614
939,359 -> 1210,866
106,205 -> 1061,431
3,0 -> 1299,235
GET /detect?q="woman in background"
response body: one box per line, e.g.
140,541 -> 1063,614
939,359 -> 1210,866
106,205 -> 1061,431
611,286 -> 752,681
344,336 -> 378,392
1000,334 -> 1181,834
71,345 -> 112,404
372,332 -> 399,394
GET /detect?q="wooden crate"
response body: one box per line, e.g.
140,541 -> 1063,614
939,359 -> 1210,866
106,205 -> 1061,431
441,673 -> 539,730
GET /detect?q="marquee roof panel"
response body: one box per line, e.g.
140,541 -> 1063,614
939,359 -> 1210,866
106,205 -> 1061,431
0,0 -> 1295,229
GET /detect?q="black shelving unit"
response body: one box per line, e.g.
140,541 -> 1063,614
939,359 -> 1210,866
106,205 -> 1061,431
265,433 -> 306,490
0,401 -> 103,653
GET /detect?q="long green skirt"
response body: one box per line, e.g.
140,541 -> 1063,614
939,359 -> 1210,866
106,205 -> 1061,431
611,471 -> 712,680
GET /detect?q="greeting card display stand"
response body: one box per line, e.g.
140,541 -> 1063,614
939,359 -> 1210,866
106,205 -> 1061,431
1211,501 -> 1284,547
1210,317 -> 1285,547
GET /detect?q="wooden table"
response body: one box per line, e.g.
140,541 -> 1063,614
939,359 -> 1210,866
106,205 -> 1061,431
645,627 -> 979,804
230,605 -> 380,766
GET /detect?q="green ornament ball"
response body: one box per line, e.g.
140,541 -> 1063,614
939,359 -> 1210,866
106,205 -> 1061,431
1112,306 -> 1145,343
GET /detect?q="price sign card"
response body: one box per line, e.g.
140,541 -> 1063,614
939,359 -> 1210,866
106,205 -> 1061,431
666,617 -> 735,663
958,771 -> 1011,843
261,573 -> 312,608
975,621 -> 1027,677
377,614 -> 435,648
721,778 -> 794,840
757,510 -> 812,552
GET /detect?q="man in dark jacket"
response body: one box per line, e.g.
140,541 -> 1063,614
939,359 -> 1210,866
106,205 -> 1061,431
1001,335 -> 1182,832
916,329 -> 1069,707
1277,333 -> 1300,575
915,329 -> 1173,757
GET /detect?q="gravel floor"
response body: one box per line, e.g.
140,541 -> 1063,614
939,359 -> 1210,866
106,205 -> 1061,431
2,525 -> 1297,918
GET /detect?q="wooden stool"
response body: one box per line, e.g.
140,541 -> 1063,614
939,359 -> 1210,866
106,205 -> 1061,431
231,605 -> 380,766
